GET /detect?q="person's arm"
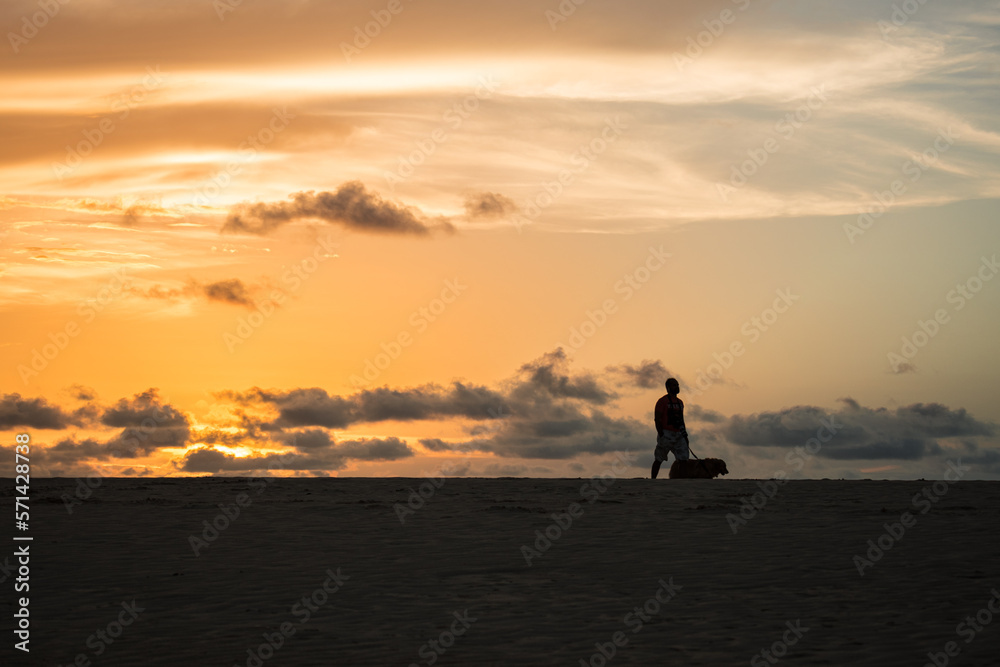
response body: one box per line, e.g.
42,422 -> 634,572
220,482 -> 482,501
654,397 -> 664,437
678,399 -> 688,440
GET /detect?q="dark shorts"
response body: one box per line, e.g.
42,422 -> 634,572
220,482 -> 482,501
654,431 -> 689,462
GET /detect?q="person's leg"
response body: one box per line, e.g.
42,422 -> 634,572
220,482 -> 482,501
675,435 -> 690,461
652,439 -> 667,479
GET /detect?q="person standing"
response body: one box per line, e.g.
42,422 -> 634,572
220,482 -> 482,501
651,378 -> 689,479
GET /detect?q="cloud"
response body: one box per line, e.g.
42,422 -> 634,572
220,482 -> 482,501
179,447 -> 285,473
0,198 -> 174,229
193,427 -> 248,446
514,349 -> 615,405
46,199 -> 172,226
686,404 -> 726,424
47,389 -> 194,460
438,459 -> 474,476
226,350 -> 616,439
100,389 -> 189,428
128,284 -> 186,300
352,383 -> 506,423
464,192 -> 516,219
178,436 -> 414,473
66,384 -> 98,401
41,438 -> 107,466
106,425 -> 191,457
607,360 -> 675,389
0,393 -> 82,429
223,381 -> 507,430
418,438 -> 457,452
209,350 -> 644,462
963,448 -> 1000,475
121,202 -> 165,227
0,389 -> 194,471
473,408 -> 648,459
128,278 -> 258,308
721,400 -> 994,460
481,463 -> 533,476
337,437 -> 413,461
223,181 -> 454,236
893,402 -> 994,438
724,405 -> 851,448
6,0 -> 999,235
202,279 -> 254,307
282,429 -> 334,451
17,354 -> 999,477
223,387 -> 355,429
39,416 -> 192,466
0,1 -> 723,73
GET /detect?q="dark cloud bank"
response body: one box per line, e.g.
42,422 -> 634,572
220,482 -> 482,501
3,352 -> 997,476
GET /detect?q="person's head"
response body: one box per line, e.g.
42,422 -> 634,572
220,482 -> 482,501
665,378 -> 680,395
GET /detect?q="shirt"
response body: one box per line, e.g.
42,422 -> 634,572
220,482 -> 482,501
654,394 -> 685,434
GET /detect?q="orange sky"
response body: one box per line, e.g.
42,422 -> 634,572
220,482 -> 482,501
2,0 -> 999,479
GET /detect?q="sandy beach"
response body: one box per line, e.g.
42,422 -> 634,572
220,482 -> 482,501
4,476 -> 999,666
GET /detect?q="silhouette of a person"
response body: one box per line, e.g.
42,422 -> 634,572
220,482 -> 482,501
651,378 -> 689,479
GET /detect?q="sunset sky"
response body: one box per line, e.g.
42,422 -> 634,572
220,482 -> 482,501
2,0 -> 999,479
